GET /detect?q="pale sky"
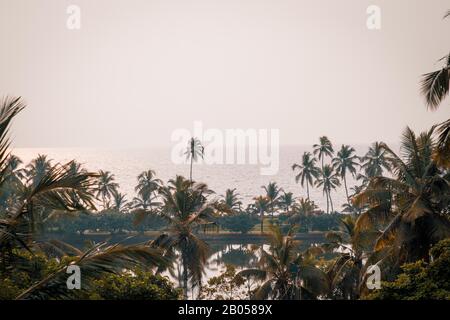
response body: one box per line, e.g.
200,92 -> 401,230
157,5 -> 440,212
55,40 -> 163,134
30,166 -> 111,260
0,0 -> 449,148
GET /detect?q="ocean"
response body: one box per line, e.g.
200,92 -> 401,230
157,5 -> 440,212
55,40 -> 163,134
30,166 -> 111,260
12,145 -> 370,211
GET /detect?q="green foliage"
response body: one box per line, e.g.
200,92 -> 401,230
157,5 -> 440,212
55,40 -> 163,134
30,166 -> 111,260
368,239 -> 450,300
89,269 -> 181,300
0,250 -> 61,300
45,211 -> 167,234
218,214 -> 259,234
199,264 -> 247,300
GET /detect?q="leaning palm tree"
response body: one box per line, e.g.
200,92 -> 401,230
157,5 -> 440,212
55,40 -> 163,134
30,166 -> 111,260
354,127 -> 450,269
313,136 -> 334,169
315,165 -> 340,214
154,175 -> 214,299
238,225 -> 329,300
332,145 -> 359,203
95,170 -> 119,210
292,152 -> 320,200
16,242 -> 168,300
262,182 -> 282,220
185,137 -> 204,182
420,14 -> 450,166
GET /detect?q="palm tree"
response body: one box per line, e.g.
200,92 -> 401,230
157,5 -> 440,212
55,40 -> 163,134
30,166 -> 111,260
111,189 -> 128,212
332,145 -> 359,203
154,175 -> 214,299
315,165 -> 340,214
185,137 -> 204,182
355,127 -> 450,269
278,192 -> 294,214
25,154 -> 52,186
221,188 -> 242,213
360,142 -> 391,180
253,196 -> 269,234
323,215 -> 378,300
16,242 -> 168,299
238,225 -> 329,300
95,170 -> 119,210
313,136 -> 334,169
135,169 -> 162,211
262,182 -> 282,220
420,14 -> 450,166
292,152 -> 320,200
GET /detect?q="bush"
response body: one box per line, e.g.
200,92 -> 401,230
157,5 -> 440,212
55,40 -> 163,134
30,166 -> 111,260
218,214 -> 259,234
88,269 -> 181,300
367,238 -> 450,300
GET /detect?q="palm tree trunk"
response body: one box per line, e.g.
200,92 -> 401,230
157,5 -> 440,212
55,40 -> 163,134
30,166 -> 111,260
260,209 -> 264,234
329,191 -> 334,213
344,175 -> 349,204
306,182 -> 310,200
182,256 -> 189,300
189,157 -> 193,182
325,191 -> 329,214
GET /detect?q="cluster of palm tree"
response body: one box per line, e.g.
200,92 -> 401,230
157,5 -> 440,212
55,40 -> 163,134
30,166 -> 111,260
292,137 -> 394,214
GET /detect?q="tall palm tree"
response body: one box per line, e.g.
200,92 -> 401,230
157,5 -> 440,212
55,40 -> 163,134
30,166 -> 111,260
332,145 -> 359,203
185,137 -> 204,182
262,182 -> 281,220
313,136 -> 334,169
238,225 -> 329,300
355,127 -> 450,269
95,170 -> 119,210
154,175 -> 214,299
315,165 -> 340,214
292,152 -> 320,200
360,142 -> 391,180
253,196 -> 269,234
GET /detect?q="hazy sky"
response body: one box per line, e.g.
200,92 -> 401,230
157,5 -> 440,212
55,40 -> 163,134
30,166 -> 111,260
1,0 -> 449,148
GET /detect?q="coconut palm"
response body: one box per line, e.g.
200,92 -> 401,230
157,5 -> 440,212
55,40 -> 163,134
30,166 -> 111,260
420,14 -> 450,166
315,165 -> 340,214
25,154 -> 52,186
332,145 -> 359,203
238,225 -> 329,300
262,182 -> 282,220
154,175 -> 214,299
278,192 -> 295,214
360,142 -> 391,180
221,188 -> 242,213
313,136 -> 334,169
111,189 -> 128,212
95,170 -> 119,210
323,215 -> 378,300
292,152 -> 320,200
185,137 -> 204,182
253,196 -> 270,234
135,170 -> 161,202
354,127 -> 450,270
